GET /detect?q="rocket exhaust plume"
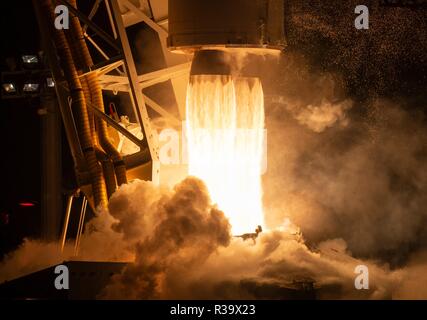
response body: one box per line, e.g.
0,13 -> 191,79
186,75 -> 265,234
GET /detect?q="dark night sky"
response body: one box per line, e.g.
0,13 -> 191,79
0,1 -> 43,255
1,1 -> 40,62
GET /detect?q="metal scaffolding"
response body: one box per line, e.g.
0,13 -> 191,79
32,0 -> 190,247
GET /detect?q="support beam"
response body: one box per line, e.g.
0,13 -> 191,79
109,0 -> 159,169
33,0 -> 87,173
60,194 -> 74,252
98,62 -> 191,90
91,107 -> 144,148
121,0 -> 168,37
40,93 -> 62,242
82,0 -> 103,32
59,0 -> 120,52
142,94 -> 181,127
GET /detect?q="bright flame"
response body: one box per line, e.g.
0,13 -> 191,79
186,75 -> 265,234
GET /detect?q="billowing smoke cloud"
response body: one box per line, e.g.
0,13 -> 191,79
85,176 -> 411,299
263,55 -> 427,269
256,0 -> 427,269
0,178 -> 232,296
0,175 -> 425,299
157,232 -> 399,300
290,99 -> 352,133
100,178 -> 231,299
270,71 -> 353,132
91,177 -> 402,299
0,240 -> 64,283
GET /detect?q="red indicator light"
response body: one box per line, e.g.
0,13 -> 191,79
19,202 -> 35,207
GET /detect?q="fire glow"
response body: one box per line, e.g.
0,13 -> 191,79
186,75 -> 265,234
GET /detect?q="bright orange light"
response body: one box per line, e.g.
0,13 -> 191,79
186,75 -> 265,235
